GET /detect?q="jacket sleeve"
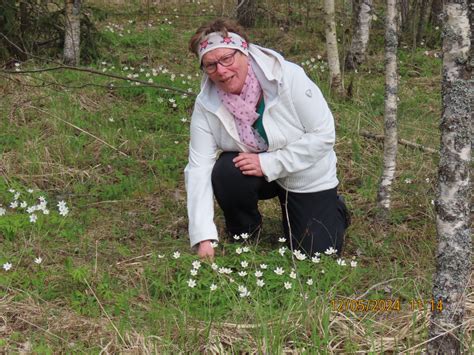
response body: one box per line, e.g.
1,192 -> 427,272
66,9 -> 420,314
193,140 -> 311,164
184,102 -> 219,248
258,65 -> 335,181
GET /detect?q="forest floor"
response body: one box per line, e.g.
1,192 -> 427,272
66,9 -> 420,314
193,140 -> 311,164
0,1 -> 472,353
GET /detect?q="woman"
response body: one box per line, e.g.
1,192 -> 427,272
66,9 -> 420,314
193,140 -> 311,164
185,19 -> 350,259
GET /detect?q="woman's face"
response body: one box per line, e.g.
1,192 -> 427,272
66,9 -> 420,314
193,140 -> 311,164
202,48 -> 249,95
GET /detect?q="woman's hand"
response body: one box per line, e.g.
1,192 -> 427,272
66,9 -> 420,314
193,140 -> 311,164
198,240 -> 215,260
233,153 -> 263,177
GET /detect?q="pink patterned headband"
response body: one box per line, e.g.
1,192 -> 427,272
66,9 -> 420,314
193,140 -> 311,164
198,32 -> 249,62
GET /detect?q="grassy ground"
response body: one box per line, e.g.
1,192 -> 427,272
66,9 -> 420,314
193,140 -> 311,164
0,1 -> 472,353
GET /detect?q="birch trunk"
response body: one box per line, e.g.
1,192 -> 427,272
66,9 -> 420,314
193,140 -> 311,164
427,1 -> 471,353
324,0 -> 344,95
63,0 -> 81,65
345,0 -> 373,70
376,0 -> 398,212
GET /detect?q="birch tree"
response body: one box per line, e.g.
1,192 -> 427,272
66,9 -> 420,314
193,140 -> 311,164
376,0 -> 398,212
427,1 -> 471,353
63,0 -> 81,65
324,0 -> 344,95
345,0 -> 373,70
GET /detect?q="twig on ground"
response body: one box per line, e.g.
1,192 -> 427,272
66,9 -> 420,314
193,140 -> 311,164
31,106 -> 129,157
360,130 -> 437,154
84,278 -> 126,345
17,316 -> 67,342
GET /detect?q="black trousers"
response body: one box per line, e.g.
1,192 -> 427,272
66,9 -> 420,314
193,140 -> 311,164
211,152 -> 350,256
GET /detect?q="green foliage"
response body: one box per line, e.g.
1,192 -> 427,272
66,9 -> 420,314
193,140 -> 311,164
0,0 -> 452,353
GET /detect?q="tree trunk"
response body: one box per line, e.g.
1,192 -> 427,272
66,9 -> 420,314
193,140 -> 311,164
376,0 -> 398,212
324,0 -> 344,95
345,0 -> 373,70
429,0 -> 443,27
63,0 -> 81,65
427,1 -> 471,354
399,0 -> 409,30
236,0 -> 257,28
416,0 -> 429,44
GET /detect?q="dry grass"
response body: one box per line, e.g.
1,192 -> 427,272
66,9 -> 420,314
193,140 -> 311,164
2,281 -> 472,353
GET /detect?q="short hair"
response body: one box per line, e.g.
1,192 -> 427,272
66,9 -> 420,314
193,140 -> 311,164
188,18 -> 250,57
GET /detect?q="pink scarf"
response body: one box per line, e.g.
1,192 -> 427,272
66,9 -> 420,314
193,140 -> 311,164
217,62 -> 268,152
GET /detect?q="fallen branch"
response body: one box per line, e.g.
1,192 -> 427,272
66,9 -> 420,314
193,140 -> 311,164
360,130 -> 438,154
0,32 -> 195,96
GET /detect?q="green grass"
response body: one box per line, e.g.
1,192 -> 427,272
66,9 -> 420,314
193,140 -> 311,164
1,1 -> 470,353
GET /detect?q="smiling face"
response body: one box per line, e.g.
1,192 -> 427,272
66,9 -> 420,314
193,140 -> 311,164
202,48 -> 249,95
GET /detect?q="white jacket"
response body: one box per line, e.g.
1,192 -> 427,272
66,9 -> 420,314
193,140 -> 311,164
184,44 -> 338,248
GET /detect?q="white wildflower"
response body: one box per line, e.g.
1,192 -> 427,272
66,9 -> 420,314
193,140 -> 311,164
278,247 -> 286,256
29,214 -> 37,223
240,233 -> 249,240
34,257 -> 42,264
210,241 -> 218,248
3,262 -> 12,271
242,247 -> 249,253
172,251 -> 181,259
293,249 -> 307,261
157,254 -> 165,259
284,282 -> 292,290
236,247 -> 243,255
311,256 -> 320,263
10,201 -> 18,209
20,201 -> 27,208
254,270 -> 263,278
278,237 -> 286,243
14,192 -> 20,200
240,261 -> 248,268
404,178 -> 412,184
274,267 -> 284,275
306,278 -> 313,286
238,271 -> 247,277
289,271 -> 297,279
59,207 -> 69,216
190,269 -> 198,276
259,264 -> 267,269
210,283 -> 217,291
187,279 -> 196,288
180,117 -> 188,123
336,258 -> 346,266
238,285 -> 250,297
256,279 -> 265,287
192,260 -> 201,270
350,260 -> 357,268
0,208 -> 6,216
325,247 -> 337,255
211,263 -> 219,271
233,234 -> 240,240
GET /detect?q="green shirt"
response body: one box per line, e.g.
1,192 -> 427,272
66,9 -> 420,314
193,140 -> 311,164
253,97 -> 268,145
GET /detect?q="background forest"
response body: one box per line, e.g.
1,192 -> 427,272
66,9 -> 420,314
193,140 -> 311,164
0,0 -> 472,353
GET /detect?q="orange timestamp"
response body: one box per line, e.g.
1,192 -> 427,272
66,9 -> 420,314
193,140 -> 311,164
330,298 -> 444,313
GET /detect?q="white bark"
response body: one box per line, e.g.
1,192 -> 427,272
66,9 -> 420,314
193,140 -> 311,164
63,0 -> 81,66
376,0 -> 398,211
427,1 -> 471,354
345,0 -> 373,70
324,0 -> 344,95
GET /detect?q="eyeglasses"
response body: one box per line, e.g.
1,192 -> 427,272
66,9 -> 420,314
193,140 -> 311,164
201,50 -> 239,74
